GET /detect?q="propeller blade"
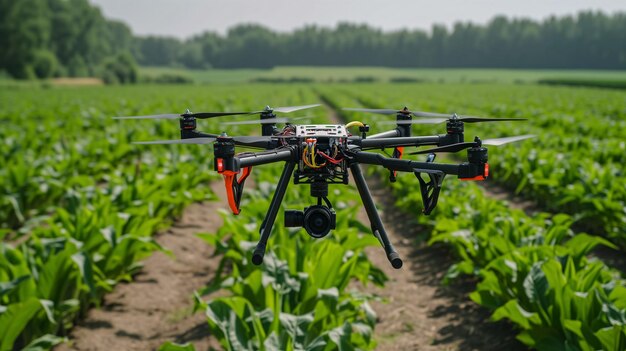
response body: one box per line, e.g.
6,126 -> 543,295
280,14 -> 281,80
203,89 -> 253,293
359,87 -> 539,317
182,104 -> 319,119
132,135 -> 281,146
134,137 -> 216,145
381,117 -> 526,125
410,134 -> 535,154
409,111 -> 497,120
460,117 -> 527,123
411,111 -> 527,122
344,107 -> 447,117
223,116 -> 312,125
232,136 -> 276,143
343,107 -> 527,123
273,104 -> 321,113
342,108 -> 401,115
113,113 -> 181,120
482,134 -> 536,146
224,117 -> 290,125
410,111 -> 453,118
187,111 -> 263,119
380,118 -> 448,125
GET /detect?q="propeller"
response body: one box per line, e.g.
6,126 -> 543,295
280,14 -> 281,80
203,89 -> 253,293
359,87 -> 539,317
114,104 -> 321,121
410,135 -> 536,155
223,116 -> 313,126
343,107 -> 526,124
380,118 -> 448,125
133,135 -> 279,146
272,104 -> 320,113
344,106 -> 449,117
113,113 -> 181,120
343,107 -> 410,115
381,116 -> 527,125
134,137 -> 217,145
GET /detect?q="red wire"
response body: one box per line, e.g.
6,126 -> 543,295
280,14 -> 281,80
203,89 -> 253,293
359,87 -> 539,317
317,151 -> 343,164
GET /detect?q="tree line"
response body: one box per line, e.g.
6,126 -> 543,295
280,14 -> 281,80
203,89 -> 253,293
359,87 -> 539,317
0,0 -> 136,81
142,11 -> 626,70
1,0 -> 625,80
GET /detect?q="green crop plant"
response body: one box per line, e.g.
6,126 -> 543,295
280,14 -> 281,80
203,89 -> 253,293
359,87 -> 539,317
195,252 -> 378,350
473,246 -> 626,350
319,83 -> 626,247
318,84 -> 626,349
382,163 -> 626,350
0,84 -> 324,349
0,164 -> 213,348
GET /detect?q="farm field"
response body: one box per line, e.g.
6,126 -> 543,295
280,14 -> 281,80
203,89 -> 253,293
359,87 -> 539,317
139,66 -> 626,85
2,78 -> 626,350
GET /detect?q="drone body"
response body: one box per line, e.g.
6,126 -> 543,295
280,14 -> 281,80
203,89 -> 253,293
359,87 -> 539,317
116,105 -> 533,269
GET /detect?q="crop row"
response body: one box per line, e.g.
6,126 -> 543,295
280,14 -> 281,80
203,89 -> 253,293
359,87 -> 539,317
320,86 -> 626,350
0,85 -> 228,349
391,173 -> 626,350
0,85 -> 335,349
327,83 -> 626,246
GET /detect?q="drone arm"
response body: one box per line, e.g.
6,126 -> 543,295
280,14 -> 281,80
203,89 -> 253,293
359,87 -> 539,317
352,150 -> 487,215
235,148 -> 295,170
353,151 -> 459,174
352,151 -> 489,180
367,129 -> 400,139
358,136 -> 440,149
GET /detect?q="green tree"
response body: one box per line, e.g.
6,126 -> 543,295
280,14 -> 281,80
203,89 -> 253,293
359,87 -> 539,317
101,53 -> 138,84
0,0 -> 50,78
32,50 -> 58,78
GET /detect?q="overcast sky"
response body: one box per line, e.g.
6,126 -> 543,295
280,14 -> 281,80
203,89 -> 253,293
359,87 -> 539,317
89,0 -> 625,39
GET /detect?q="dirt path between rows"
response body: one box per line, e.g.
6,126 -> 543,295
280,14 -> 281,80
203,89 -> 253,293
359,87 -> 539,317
358,174 -> 523,350
57,183 -> 227,351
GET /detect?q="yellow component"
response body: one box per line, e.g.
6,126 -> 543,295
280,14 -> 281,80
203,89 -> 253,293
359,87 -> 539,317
302,142 -> 326,169
346,121 -> 365,129
302,147 -> 312,168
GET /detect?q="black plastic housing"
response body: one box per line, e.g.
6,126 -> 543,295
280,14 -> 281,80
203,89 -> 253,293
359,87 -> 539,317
180,117 -> 196,130
468,147 -> 488,164
213,137 -> 236,171
284,205 -> 336,238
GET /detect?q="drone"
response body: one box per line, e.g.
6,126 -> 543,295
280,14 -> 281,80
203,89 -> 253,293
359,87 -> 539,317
115,104 -> 533,269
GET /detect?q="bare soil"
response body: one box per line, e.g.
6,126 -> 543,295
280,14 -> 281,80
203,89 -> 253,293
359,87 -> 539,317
356,172 -> 524,351
56,184 -> 227,351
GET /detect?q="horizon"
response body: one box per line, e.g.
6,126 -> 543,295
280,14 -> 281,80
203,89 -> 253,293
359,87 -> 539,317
89,0 -> 625,39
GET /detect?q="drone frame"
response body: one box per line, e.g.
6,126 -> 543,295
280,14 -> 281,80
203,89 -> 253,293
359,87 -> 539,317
122,105 -> 531,270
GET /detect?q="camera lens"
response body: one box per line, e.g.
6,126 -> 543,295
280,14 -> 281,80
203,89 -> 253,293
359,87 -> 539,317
303,205 -> 335,238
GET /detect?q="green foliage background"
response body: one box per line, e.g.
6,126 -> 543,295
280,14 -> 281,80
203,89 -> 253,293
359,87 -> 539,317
1,0 -> 626,79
